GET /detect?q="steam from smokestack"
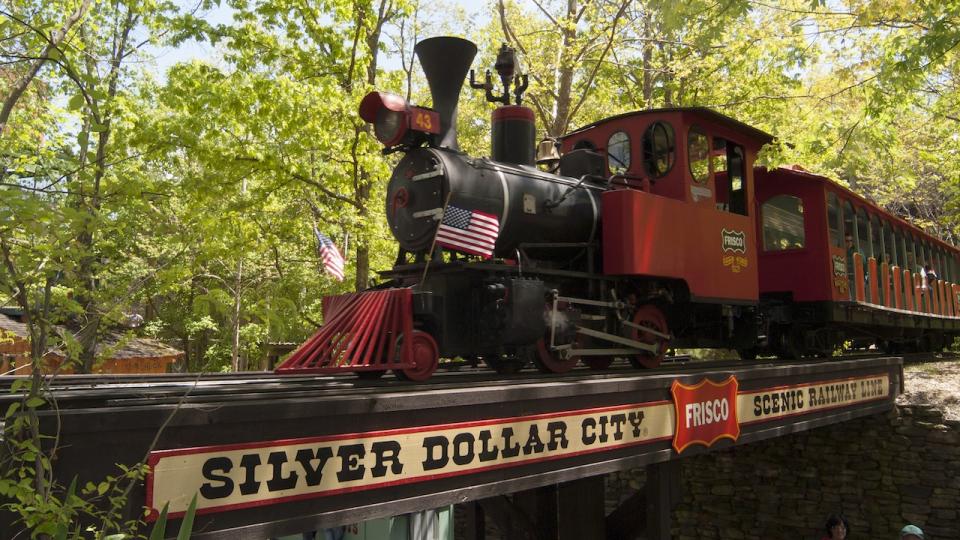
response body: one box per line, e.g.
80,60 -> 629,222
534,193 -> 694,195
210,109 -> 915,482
414,37 -> 478,151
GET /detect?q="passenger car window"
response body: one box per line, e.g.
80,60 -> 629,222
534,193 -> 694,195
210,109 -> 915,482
885,223 -> 897,266
687,127 -> 710,184
607,131 -> 630,175
762,195 -> 805,251
827,192 -> 842,248
642,121 -> 675,178
871,215 -> 883,262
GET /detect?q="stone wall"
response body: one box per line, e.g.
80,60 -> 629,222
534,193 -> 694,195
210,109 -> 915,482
671,404 -> 960,539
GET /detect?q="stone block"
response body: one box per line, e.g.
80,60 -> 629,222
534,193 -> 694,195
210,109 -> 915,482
899,484 -> 933,498
929,496 -> 956,509
896,425 -> 929,437
926,429 -> 960,445
932,508 -> 957,520
901,512 -> 927,524
710,485 -> 734,496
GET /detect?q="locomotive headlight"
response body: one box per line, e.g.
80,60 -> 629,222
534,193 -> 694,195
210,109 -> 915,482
359,91 -> 441,148
374,107 -> 406,145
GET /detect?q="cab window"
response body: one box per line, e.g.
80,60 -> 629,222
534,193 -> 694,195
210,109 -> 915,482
642,121 -> 675,178
714,138 -> 747,216
762,195 -> 805,251
687,127 -> 710,184
607,131 -> 630,175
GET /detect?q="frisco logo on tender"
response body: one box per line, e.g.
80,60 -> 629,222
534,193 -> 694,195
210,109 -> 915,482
721,229 -> 746,253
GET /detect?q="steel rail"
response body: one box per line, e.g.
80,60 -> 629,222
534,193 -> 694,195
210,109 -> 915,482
0,352 -> 948,410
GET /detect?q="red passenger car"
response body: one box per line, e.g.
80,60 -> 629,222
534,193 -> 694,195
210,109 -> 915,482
756,166 -> 960,355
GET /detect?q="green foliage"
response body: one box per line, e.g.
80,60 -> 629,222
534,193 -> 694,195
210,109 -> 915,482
1,381 -> 151,537
3,0 -> 960,532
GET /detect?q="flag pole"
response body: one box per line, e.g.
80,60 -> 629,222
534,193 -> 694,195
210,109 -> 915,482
420,191 -> 454,286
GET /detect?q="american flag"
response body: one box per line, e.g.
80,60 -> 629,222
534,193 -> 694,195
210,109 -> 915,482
435,206 -> 500,259
313,227 -> 345,281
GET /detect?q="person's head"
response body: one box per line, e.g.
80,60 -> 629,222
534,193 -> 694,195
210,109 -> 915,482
900,524 -> 924,540
924,264 -> 932,272
824,514 -> 849,539
845,235 -> 854,248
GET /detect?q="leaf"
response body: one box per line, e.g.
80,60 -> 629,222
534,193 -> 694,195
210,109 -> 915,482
176,494 -> 198,540
91,123 -> 109,133
66,476 -> 78,504
148,503 -> 169,540
97,481 -> 109,496
5,402 -> 20,418
25,396 -> 44,408
68,94 -> 86,111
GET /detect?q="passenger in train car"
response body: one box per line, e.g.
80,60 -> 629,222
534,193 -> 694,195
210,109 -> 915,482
820,514 -> 849,540
899,524 -> 924,539
923,263 -> 938,309
845,234 -> 856,273
919,263 -> 930,295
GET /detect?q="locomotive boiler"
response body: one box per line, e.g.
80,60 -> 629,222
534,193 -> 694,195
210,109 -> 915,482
366,38 -> 602,261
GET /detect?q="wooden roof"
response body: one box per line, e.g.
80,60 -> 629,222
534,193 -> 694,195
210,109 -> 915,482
0,314 -> 29,339
0,314 -> 183,360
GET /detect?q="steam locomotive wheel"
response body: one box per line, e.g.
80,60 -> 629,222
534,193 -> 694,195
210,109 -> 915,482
535,338 -> 579,373
628,304 -> 669,369
394,330 -> 439,381
535,300 -> 580,373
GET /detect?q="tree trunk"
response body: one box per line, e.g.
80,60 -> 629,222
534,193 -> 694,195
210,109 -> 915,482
549,0 -> 578,137
0,0 -> 92,138
77,8 -> 137,373
231,259 -> 243,371
349,1 -> 387,291
642,12 -> 654,108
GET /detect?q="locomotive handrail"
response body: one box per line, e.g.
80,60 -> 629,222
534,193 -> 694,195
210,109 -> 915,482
544,174 -> 605,209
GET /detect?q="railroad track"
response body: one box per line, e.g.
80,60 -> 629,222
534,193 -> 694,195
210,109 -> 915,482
0,351 -> 949,410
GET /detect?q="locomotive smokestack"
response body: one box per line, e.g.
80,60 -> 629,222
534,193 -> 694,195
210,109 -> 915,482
414,37 -> 477,151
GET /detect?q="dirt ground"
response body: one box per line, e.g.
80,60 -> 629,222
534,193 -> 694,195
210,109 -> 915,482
898,359 -> 960,421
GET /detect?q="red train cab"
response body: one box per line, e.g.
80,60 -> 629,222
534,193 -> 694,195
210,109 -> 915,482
756,166 -> 960,354
560,108 -> 773,304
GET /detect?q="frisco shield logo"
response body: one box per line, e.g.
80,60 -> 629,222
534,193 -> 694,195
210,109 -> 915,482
833,255 -> 846,277
721,229 -> 746,253
832,256 -> 849,293
671,376 -> 740,454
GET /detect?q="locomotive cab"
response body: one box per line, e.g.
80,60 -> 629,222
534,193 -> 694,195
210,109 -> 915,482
560,109 -> 772,305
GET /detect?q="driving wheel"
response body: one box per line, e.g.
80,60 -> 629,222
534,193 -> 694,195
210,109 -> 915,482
628,304 -> 669,369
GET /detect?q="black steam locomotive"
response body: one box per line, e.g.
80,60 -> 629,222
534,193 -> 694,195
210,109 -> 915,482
277,35 -> 764,380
